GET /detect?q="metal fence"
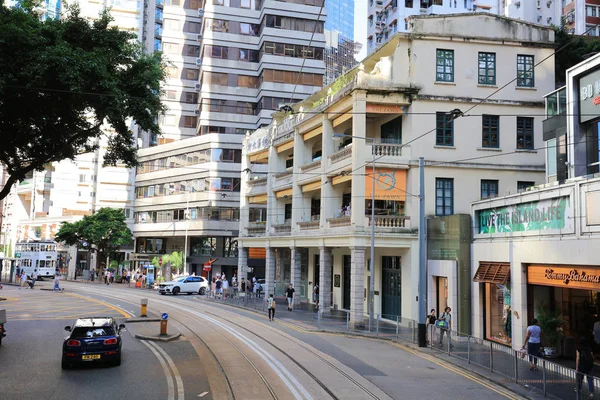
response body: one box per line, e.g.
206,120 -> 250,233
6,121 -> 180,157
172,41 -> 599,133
201,294 -> 599,400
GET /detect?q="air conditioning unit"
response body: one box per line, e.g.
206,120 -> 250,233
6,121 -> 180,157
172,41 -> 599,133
198,8 -> 204,16
537,15 -> 542,22
194,83 -> 201,90
546,0 -> 552,8
547,17 -> 552,24
197,34 -> 202,41
195,58 -> 202,66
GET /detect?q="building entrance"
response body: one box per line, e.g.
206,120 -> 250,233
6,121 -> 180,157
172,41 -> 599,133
381,256 -> 401,318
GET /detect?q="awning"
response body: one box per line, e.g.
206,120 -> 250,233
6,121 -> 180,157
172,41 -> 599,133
248,194 -> 268,204
276,140 -> 294,153
249,149 -> 269,163
333,112 -> 352,127
303,126 -> 322,141
275,188 -> 293,199
302,181 -> 321,193
473,262 -> 510,284
332,173 -> 352,185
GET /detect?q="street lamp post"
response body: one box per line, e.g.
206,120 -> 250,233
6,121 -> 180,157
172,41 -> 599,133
333,133 -> 376,330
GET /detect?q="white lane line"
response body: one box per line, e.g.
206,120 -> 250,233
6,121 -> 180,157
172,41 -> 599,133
147,340 -> 186,400
78,288 -> 312,400
141,340 -> 175,400
198,392 -> 209,397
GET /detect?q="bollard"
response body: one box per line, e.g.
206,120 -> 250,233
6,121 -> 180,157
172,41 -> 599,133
160,320 -> 168,336
140,298 -> 148,317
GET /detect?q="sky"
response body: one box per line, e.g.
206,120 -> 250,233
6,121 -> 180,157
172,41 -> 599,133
354,0 -> 368,61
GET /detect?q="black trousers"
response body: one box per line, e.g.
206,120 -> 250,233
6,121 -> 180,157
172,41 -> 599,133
269,308 -> 275,319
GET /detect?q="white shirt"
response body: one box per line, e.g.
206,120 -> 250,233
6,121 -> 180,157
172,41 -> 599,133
21,273 -> 28,283
222,279 -> 229,289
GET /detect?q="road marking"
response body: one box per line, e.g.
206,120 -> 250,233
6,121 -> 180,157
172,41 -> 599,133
198,392 -> 208,397
141,340 -> 175,400
147,340 -> 185,400
64,293 -> 132,318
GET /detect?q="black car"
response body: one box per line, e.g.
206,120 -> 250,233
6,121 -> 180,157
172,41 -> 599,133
62,317 -> 126,369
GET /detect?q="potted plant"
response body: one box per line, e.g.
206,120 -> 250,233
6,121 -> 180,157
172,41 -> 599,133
535,305 -> 564,358
115,275 -> 123,284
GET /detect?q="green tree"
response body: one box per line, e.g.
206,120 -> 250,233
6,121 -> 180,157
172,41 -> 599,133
0,1 -> 167,200
554,23 -> 600,86
55,207 -> 132,271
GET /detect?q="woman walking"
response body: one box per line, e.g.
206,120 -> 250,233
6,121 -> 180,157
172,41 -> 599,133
522,318 -> 543,371
576,337 -> 595,399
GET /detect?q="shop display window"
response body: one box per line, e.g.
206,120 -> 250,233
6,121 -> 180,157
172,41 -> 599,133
487,282 -> 512,345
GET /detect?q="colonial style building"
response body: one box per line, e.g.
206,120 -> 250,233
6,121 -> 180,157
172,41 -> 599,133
238,13 -> 555,330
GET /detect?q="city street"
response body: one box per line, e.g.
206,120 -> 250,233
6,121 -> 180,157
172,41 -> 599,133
0,281 -> 526,400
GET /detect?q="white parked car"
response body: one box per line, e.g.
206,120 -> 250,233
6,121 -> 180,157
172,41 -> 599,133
158,276 -> 208,295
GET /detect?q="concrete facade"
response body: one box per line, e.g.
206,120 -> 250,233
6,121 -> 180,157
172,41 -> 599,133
238,14 -> 554,324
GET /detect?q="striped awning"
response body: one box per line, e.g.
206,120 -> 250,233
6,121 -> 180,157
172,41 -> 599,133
473,262 -> 510,284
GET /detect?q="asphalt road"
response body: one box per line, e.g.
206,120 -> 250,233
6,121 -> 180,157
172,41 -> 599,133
0,286 -> 209,400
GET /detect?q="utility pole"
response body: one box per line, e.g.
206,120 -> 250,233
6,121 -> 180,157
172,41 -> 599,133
418,157 -> 427,347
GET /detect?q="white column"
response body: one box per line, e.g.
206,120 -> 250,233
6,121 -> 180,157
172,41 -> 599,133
265,247 -> 275,296
319,247 -> 333,314
291,246 -> 302,296
350,246 -> 366,326
238,246 -> 249,280
351,91 -> 367,228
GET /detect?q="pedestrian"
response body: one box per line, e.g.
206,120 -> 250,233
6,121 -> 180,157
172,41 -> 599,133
104,269 -> 108,285
211,278 -> 216,297
222,276 -> 229,299
241,278 -> 246,293
53,274 -> 63,292
31,269 -> 38,288
215,277 -> 223,298
15,266 -> 20,281
576,337 -> 595,399
126,269 -> 131,287
110,271 -> 114,284
286,283 -> 295,311
313,283 -> 320,310
438,307 -> 453,348
427,309 -> 437,345
267,294 -> 276,321
522,318 -> 543,371
19,272 -> 29,290
252,276 -> 257,297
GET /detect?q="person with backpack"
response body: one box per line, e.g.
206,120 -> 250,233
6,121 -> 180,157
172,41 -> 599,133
313,284 -> 320,311
267,294 -> 276,321
576,337 -> 595,399
215,277 -> 223,298
438,307 -> 453,348
522,318 -> 543,371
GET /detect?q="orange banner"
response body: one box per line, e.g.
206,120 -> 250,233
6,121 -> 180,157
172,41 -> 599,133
249,248 -> 266,259
365,168 -> 407,201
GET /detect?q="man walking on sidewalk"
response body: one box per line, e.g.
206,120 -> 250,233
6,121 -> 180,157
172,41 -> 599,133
53,274 -> 64,292
267,294 -> 276,321
438,307 -> 453,348
286,283 -> 295,311
31,269 -> 38,288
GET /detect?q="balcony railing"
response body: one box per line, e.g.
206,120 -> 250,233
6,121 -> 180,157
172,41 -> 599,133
329,146 -> 352,163
248,177 -> 268,186
300,160 -> 322,173
368,215 -> 410,229
327,216 -> 351,228
274,170 -> 293,180
298,220 -> 320,230
272,223 -> 291,235
372,144 -> 403,157
246,225 -> 266,236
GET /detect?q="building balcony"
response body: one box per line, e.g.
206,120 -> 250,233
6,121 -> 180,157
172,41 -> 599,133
247,177 -> 268,196
329,146 -> 353,169
272,222 -> 291,236
327,216 -> 351,228
245,224 -> 266,237
272,170 -> 293,191
300,159 -> 322,173
297,220 -> 320,231
367,215 -> 411,231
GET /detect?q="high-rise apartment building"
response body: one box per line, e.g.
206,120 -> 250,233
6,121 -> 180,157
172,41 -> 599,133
130,0 -> 326,276
324,0 -> 357,85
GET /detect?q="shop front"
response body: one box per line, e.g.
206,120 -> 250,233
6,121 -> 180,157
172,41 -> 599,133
474,262 -> 512,345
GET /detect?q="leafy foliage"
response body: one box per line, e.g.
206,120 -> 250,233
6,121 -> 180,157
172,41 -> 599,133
0,1 -> 167,200
535,304 -> 564,348
554,23 -> 600,86
54,208 -> 133,260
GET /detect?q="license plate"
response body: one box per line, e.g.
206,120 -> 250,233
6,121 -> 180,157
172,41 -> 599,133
82,354 -> 101,360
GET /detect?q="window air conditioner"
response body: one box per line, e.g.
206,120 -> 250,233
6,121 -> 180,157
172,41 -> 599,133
198,8 -> 204,16
194,83 -> 201,90
195,58 -> 202,66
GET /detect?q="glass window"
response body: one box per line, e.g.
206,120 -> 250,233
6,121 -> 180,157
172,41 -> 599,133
517,181 -> 535,193
480,179 -> 498,199
516,117 -> 534,150
485,282 -> 512,345
517,55 -> 534,87
436,49 -> 454,82
482,115 -> 499,148
478,52 -> 496,85
435,178 -> 453,216
381,116 -> 402,144
223,238 -> 238,257
547,138 -> 557,177
435,112 -> 454,146
284,203 -> 292,220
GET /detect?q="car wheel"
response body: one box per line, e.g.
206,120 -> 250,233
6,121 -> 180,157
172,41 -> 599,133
61,356 -> 70,370
114,354 -> 121,367
172,286 -> 180,296
199,287 -> 206,295
160,292 -> 166,295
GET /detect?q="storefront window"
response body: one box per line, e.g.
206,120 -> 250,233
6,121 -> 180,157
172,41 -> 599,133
487,282 -> 512,345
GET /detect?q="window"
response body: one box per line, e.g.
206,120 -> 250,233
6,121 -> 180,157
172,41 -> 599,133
284,203 -> 292,221
186,45 -> 200,57
79,174 -> 86,183
478,52 -> 496,85
223,238 -> 238,257
185,68 -> 199,80
517,55 -> 534,87
184,92 -> 198,104
516,117 -> 534,150
436,49 -> 454,82
381,116 -> 402,144
547,138 -> 557,177
481,180 -> 498,199
190,237 -> 217,256
186,22 -> 202,33
405,0 -> 413,6
482,115 -> 499,148
435,112 -> 454,146
163,42 -> 180,54
187,0 -> 202,8
207,45 -> 228,59
166,66 -> 178,78
182,116 -> 197,128
517,181 -> 535,193
164,19 -> 180,30
166,90 -> 177,100
435,178 -> 453,216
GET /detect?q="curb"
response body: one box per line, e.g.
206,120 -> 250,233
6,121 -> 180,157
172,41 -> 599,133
134,333 -> 181,342
126,317 -> 161,323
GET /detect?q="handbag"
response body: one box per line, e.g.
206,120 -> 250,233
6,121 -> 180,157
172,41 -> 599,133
437,320 -> 449,330
518,348 -> 527,359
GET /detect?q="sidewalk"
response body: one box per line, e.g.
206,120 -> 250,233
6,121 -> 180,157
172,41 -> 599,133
200,293 -> 597,400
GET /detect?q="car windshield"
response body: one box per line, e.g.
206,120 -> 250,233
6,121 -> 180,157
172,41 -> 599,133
71,326 -> 115,338
174,277 -> 186,282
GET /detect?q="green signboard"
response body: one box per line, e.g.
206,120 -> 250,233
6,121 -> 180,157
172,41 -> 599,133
14,253 -> 21,258
477,196 -> 573,235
